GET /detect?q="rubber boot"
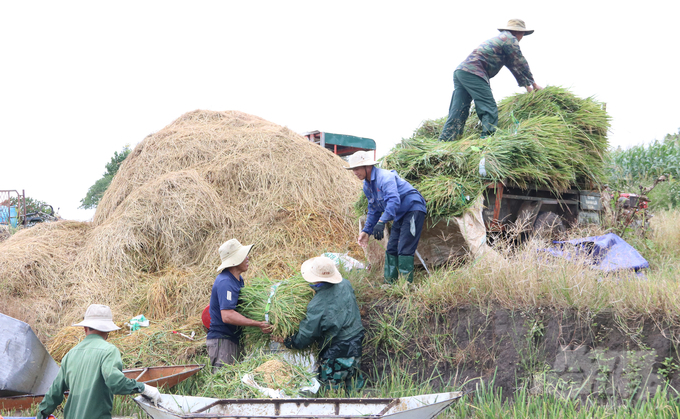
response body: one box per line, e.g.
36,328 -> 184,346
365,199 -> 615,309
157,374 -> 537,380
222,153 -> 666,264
397,255 -> 415,283
384,253 -> 398,284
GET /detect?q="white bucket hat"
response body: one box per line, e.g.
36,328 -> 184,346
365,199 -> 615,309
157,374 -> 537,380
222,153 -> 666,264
498,19 -> 534,35
345,151 -> 378,170
72,304 -> 121,332
301,256 -> 343,284
217,238 -> 253,272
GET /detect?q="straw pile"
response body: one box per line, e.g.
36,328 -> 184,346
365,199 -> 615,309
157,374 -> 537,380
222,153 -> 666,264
239,274 -> 314,348
380,87 -> 610,218
0,110 -> 362,366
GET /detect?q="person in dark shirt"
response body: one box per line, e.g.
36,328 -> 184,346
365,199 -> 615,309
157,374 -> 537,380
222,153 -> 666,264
439,19 -> 543,141
207,239 -> 271,368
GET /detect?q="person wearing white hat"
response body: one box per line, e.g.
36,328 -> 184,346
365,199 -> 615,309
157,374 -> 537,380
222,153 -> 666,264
207,238 -> 272,369
281,256 -> 365,389
439,19 -> 543,142
37,304 -> 161,419
347,150 -> 427,283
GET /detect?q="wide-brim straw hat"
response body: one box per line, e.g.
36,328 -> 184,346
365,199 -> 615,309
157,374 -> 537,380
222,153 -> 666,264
301,256 -> 343,284
217,238 -> 253,272
498,19 -> 534,35
72,304 -> 121,332
345,150 -> 378,170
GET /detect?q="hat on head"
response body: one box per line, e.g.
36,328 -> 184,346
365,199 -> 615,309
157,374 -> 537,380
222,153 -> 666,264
217,238 -> 253,272
345,151 -> 378,170
72,304 -> 121,332
301,256 -> 343,284
498,19 -> 534,35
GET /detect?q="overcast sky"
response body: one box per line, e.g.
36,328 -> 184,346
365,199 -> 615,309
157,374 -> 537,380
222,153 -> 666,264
1,1 -> 678,221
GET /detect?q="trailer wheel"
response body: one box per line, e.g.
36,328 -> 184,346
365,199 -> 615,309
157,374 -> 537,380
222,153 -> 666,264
533,211 -> 565,238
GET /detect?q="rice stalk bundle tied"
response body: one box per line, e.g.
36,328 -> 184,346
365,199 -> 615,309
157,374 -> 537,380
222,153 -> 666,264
239,274 -> 313,348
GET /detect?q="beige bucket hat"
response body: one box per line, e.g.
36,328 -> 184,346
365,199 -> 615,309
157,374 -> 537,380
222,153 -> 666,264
301,256 -> 343,284
217,238 -> 253,272
345,150 -> 378,170
72,304 -> 121,332
498,19 -> 534,35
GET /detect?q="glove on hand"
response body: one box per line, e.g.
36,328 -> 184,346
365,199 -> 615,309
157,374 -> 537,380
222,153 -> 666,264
373,221 -> 385,241
142,383 -> 162,407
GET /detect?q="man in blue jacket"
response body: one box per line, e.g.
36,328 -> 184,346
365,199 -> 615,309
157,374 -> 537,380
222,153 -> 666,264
346,151 -> 426,283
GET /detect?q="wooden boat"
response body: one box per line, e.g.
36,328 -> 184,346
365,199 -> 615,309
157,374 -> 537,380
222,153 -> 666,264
123,364 -> 204,389
0,365 -> 204,412
134,391 -> 463,419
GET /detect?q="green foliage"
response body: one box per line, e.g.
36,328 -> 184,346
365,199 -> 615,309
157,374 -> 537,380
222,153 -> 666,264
606,130 -> 680,209
79,145 -> 131,209
9,195 -> 52,215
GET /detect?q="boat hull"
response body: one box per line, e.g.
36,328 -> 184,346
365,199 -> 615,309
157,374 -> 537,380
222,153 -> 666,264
134,391 -> 463,419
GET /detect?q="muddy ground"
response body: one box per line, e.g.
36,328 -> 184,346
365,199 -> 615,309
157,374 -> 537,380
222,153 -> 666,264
361,305 -> 678,402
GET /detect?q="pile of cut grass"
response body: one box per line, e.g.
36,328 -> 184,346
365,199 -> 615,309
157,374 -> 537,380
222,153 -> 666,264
194,348 -> 316,398
380,87 -> 610,218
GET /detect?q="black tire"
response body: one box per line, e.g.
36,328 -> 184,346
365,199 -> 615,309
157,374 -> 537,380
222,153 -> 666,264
533,211 -> 565,238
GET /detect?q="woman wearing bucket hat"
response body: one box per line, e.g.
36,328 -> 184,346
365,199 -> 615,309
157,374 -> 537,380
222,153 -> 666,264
347,150 -> 426,283
281,256 -> 365,389
439,19 -> 543,142
207,238 -> 272,369
37,304 -> 161,419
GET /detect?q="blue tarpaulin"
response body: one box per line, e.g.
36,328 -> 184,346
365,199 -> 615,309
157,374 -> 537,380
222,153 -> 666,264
543,233 -> 649,272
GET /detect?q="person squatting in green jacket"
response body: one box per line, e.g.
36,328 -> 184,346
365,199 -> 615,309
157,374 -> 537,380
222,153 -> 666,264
37,304 -> 162,419
281,256 -> 365,389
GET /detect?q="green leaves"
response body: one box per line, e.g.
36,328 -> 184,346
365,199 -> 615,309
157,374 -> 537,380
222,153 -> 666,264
79,145 -> 131,209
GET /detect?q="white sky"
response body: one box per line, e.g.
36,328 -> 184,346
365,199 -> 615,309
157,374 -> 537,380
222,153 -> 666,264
1,1 -> 678,221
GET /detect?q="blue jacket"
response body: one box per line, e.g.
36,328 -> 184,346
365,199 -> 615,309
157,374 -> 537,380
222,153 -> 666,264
362,167 -> 426,235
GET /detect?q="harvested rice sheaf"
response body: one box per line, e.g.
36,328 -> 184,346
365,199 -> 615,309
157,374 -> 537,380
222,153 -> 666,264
239,274 -> 314,349
375,87 -> 610,219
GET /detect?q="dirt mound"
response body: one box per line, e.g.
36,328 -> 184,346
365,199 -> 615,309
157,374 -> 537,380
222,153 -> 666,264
0,110 -> 361,346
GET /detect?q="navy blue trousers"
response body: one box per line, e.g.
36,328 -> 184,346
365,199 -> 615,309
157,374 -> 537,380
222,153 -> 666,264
386,210 -> 426,256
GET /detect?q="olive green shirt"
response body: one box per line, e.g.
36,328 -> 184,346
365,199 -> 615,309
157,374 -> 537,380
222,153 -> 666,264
37,334 -> 144,419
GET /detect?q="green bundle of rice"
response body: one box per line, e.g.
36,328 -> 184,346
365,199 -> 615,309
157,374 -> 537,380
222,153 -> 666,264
239,274 -> 313,348
366,86 -> 610,219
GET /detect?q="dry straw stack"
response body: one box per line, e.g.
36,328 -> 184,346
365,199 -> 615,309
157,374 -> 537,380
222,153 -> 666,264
0,110 -> 361,364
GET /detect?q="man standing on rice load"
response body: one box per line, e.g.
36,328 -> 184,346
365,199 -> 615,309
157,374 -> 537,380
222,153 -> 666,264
439,19 -> 543,142
37,304 -> 162,419
281,256 -> 364,389
347,150 -> 426,283
207,239 -> 272,368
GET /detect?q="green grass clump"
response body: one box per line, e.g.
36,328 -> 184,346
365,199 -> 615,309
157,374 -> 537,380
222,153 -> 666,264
238,274 -> 313,348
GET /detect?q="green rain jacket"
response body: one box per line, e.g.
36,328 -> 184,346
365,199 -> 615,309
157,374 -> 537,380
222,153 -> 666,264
285,278 -> 364,359
37,334 -> 145,419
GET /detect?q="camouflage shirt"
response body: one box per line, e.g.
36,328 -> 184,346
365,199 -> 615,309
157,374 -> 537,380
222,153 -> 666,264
456,31 -> 534,87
